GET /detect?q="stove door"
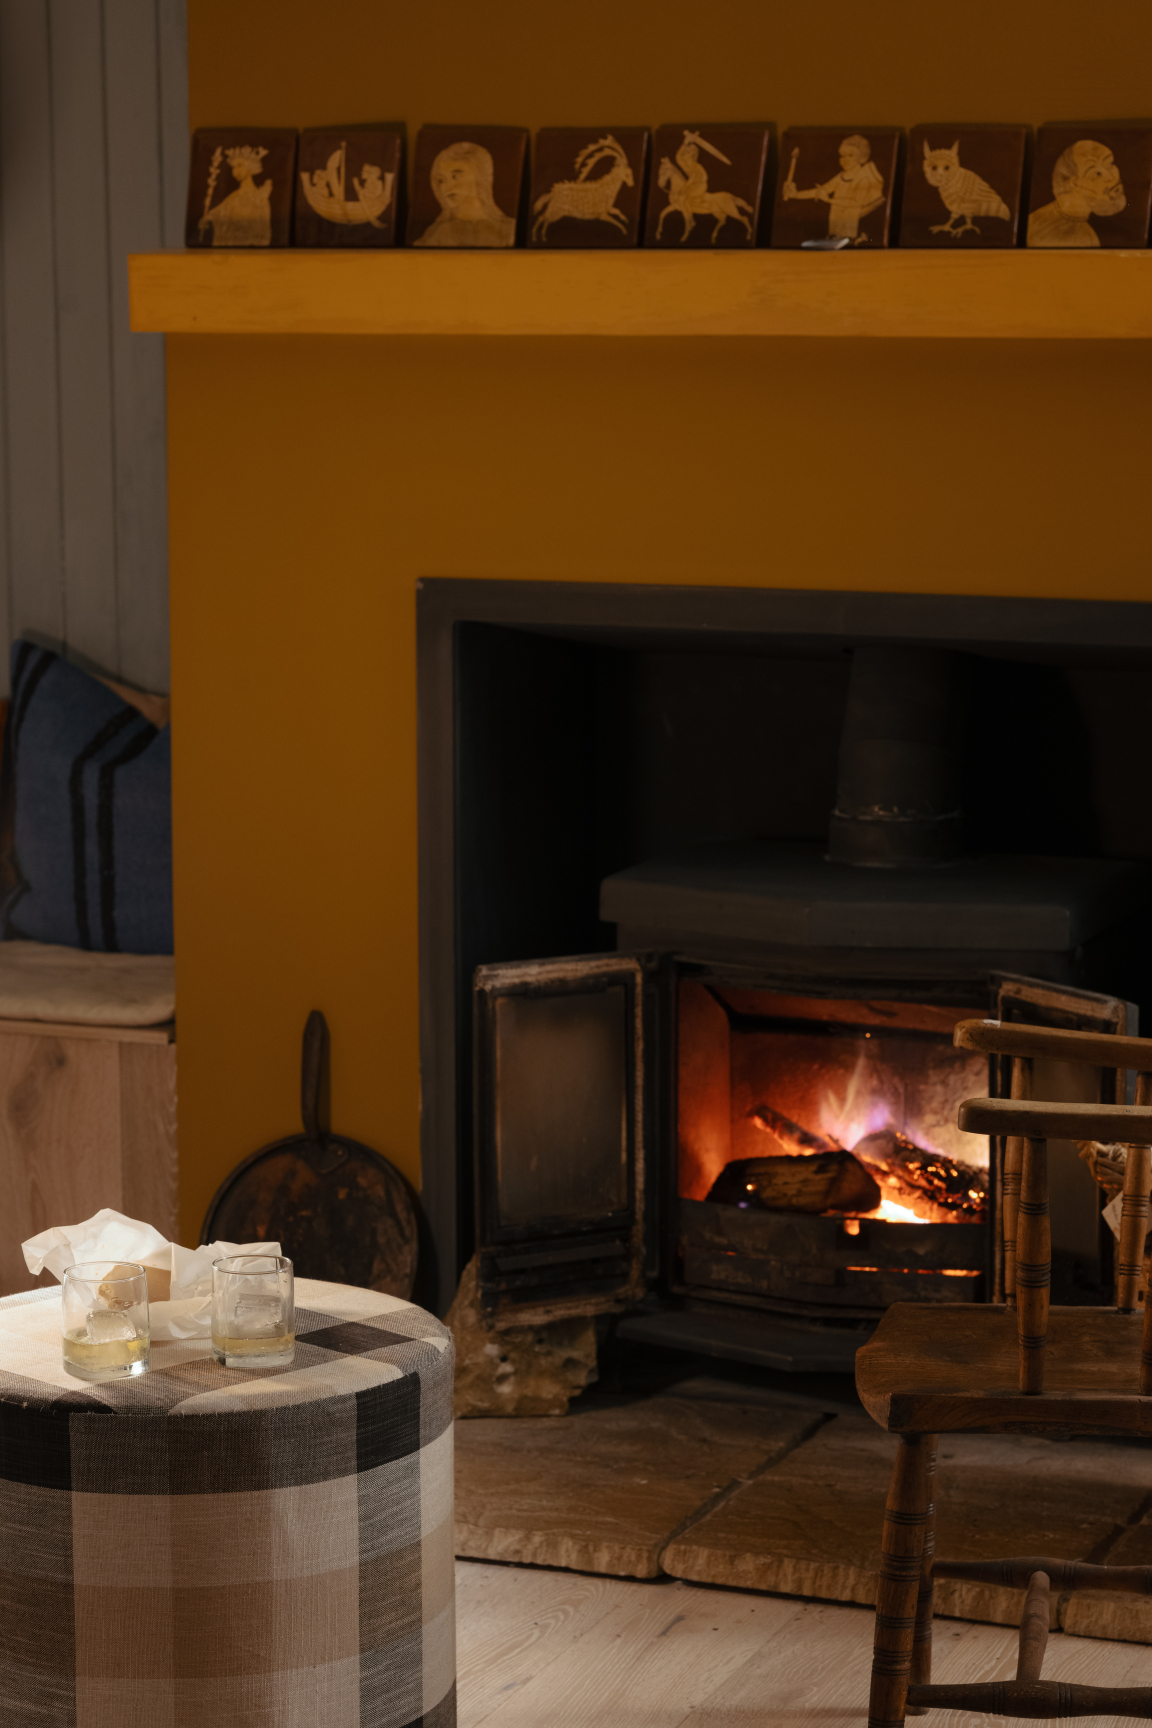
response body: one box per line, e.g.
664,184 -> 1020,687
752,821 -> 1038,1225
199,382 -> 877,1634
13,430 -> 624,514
993,971 -> 1137,1303
473,953 -> 652,1324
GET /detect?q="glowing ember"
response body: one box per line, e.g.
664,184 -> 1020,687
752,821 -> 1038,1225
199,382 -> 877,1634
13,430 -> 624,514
874,1196 -> 930,1225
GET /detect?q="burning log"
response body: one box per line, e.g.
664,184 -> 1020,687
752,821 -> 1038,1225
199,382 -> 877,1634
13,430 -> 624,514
707,1151 -> 882,1214
748,1105 -> 839,1157
736,1102 -> 988,1223
851,1129 -> 987,1221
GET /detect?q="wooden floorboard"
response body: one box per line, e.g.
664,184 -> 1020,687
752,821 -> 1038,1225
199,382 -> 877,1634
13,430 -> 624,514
456,1560 -> 1152,1728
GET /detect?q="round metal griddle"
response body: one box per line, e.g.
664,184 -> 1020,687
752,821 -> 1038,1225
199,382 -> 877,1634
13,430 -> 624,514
200,1011 -> 419,1299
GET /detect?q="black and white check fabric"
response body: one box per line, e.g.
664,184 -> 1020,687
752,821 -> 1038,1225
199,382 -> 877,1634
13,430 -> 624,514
0,1277 -> 456,1727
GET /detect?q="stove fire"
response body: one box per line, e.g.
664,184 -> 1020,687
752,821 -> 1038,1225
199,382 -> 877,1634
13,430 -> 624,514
674,982 -> 992,1315
704,1102 -> 987,1225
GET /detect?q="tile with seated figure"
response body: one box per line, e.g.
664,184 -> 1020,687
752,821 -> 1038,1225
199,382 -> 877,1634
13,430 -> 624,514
294,125 -> 405,247
408,125 -> 528,249
1026,122 -> 1152,248
186,128 -> 297,248
644,124 -> 772,249
529,129 -> 649,248
900,124 -> 1030,248
771,126 -> 902,250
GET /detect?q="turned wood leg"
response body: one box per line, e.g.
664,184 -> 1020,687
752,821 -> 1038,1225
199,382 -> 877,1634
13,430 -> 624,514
1016,1136 -> 1050,1395
907,1436 -> 938,1709
869,1433 -> 932,1728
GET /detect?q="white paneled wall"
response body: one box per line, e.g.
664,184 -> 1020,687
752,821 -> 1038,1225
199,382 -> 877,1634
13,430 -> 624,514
0,0 -> 188,697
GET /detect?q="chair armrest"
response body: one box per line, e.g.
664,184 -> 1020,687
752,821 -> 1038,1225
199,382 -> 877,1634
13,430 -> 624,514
955,1018 -> 1152,1072
959,1096 -> 1152,1143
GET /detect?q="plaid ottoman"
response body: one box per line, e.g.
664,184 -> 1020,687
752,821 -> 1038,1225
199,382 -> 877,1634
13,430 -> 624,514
0,1278 -> 456,1728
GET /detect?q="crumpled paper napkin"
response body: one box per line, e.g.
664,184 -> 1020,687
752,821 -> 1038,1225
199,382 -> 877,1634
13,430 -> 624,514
22,1208 -> 282,1341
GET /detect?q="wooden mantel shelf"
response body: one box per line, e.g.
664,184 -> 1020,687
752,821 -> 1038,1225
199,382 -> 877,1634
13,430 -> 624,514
128,247 -> 1152,339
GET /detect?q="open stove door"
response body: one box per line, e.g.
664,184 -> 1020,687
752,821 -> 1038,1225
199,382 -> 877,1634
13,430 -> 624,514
993,971 -> 1138,1303
472,953 -> 654,1325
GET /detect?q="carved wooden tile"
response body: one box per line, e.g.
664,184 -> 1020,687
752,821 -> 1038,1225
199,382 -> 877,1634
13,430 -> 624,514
528,129 -> 649,248
771,127 -> 902,249
1026,122 -> 1152,248
186,129 -> 297,248
294,125 -> 404,247
900,125 -> 1030,247
408,125 -> 528,248
644,124 -> 772,248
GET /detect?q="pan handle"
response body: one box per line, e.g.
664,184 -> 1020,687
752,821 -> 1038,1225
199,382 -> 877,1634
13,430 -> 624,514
301,1010 -> 330,1145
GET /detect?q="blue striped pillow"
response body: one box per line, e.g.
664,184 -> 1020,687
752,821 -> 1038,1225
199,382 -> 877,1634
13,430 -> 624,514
0,643 -> 173,954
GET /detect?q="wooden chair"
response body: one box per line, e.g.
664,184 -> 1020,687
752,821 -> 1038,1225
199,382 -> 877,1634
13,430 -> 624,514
857,1017 -> 1152,1727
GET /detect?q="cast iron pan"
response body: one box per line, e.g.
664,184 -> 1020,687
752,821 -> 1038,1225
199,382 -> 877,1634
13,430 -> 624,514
200,1010 -> 419,1298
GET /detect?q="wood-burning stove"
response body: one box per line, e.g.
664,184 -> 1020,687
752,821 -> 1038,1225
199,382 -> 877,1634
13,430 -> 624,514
418,579 -> 1152,1360
465,640 -> 1146,1367
472,920 -> 1135,1366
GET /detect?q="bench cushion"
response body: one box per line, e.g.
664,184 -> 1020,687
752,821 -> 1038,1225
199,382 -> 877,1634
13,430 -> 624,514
0,939 -> 173,1026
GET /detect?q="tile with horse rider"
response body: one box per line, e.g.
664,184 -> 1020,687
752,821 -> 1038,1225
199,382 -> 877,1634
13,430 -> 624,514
771,127 -> 903,249
186,129 -> 298,248
1025,122 -> 1152,248
643,124 -> 773,249
408,125 -> 529,248
528,129 -> 650,248
900,125 -> 1030,248
295,125 -> 405,247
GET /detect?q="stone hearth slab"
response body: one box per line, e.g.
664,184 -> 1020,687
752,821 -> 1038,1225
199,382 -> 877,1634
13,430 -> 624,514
662,1412 -> 1152,1640
454,1394 -> 822,1579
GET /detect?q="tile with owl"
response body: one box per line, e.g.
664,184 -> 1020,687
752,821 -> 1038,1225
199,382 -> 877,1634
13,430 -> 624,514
295,126 -> 405,247
186,129 -> 297,248
529,129 -> 649,248
900,125 -> 1030,247
1026,123 -> 1152,249
409,126 -> 528,248
771,127 -> 902,249
644,125 -> 772,249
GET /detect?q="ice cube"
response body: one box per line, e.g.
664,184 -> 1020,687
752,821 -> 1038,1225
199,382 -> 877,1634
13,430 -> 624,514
87,1309 -> 136,1344
233,1295 -> 281,1337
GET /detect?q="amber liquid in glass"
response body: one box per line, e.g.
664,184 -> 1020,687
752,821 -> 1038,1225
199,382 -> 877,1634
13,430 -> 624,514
63,1324 -> 149,1378
211,1329 -> 295,1366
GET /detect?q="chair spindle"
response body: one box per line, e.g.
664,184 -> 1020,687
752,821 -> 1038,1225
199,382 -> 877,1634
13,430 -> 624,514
905,1681 -> 1152,1719
1016,1136 -> 1051,1394
1117,1140 -> 1151,1313
1002,1056 -> 1030,1306
934,1557 -> 1152,1593
1016,1570 -> 1050,1682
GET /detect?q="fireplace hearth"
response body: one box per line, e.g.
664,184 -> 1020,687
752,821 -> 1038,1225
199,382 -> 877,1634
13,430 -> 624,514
417,579 -> 1152,1365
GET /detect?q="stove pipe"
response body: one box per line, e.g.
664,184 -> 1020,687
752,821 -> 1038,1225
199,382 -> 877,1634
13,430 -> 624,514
828,645 -> 963,868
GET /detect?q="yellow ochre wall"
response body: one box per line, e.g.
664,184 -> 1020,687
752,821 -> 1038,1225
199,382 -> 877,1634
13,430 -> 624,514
173,0 -> 1152,1246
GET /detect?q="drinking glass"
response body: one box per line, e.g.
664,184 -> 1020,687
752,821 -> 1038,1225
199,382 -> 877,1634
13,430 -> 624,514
62,1261 -> 150,1380
211,1254 -> 294,1368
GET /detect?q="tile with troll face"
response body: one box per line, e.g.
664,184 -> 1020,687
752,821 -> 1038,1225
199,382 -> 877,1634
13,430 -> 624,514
1027,123 -> 1152,248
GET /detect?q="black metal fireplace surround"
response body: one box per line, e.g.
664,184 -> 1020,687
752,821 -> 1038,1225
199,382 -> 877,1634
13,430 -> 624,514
416,580 -> 1152,1366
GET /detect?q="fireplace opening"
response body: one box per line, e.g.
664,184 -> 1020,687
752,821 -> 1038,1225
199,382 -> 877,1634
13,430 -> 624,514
680,984 -> 988,1228
674,980 -> 992,1319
